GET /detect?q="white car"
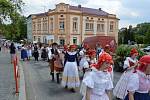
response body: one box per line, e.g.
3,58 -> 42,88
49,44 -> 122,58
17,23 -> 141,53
143,46 -> 150,52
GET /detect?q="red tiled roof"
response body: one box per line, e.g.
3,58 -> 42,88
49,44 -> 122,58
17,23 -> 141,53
70,6 -> 109,16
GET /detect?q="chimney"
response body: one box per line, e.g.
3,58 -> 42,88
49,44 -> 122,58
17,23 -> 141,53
78,5 -> 81,8
99,8 -> 101,11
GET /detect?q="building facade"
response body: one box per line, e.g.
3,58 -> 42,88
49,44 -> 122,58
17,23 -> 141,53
27,3 -> 119,45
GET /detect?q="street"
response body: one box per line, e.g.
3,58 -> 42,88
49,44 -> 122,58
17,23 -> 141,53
20,57 -> 121,100
21,59 -> 82,100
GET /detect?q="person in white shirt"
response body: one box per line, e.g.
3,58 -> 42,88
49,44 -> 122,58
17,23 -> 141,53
113,48 -> 139,99
82,52 -> 113,100
124,55 -> 150,100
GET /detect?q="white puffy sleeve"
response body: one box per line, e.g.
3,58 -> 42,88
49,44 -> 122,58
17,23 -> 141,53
82,72 -> 94,88
83,61 -> 89,68
48,49 -> 52,59
106,74 -> 114,90
127,73 -> 139,92
123,57 -> 129,69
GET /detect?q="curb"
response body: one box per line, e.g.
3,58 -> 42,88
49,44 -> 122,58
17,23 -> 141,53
18,62 -> 26,100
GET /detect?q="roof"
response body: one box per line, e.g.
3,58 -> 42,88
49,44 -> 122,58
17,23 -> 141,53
27,12 -> 48,19
70,6 -> 109,16
34,12 -> 48,17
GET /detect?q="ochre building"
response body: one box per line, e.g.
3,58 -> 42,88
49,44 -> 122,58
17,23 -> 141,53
27,3 -> 119,45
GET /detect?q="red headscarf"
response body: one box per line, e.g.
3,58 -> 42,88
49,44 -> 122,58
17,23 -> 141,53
93,52 -> 113,70
130,48 -> 138,56
88,49 -> 96,57
83,44 -> 89,49
69,45 -> 77,49
137,55 -> 150,72
64,45 -> 68,51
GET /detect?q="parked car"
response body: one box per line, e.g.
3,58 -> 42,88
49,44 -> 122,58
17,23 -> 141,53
143,46 -> 150,52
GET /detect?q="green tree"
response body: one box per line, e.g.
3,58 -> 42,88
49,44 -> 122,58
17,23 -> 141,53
0,0 -> 24,23
135,35 -> 144,44
144,32 -> 150,44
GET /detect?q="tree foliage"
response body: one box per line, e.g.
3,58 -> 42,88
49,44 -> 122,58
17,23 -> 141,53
0,0 -> 24,23
0,0 -> 26,41
2,14 -> 27,41
119,22 -> 150,45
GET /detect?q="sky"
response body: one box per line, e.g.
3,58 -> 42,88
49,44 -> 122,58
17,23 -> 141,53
22,0 -> 150,28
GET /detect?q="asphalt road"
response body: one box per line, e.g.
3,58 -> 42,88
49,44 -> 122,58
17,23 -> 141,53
20,56 -> 122,100
21,59 -> 82,100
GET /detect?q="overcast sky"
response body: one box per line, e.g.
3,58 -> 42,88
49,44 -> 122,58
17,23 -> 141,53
22,0 -> 150,28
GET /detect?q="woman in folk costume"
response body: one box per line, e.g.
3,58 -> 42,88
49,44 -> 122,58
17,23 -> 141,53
79,49 -> 90,74
27,45 -> 32,60
124,55 -> 150,100
82,52 -> 114,100
80,49 -> 97,96
113,48 -> 139,99
61,44 -> 80,92
21,45 -> 28,61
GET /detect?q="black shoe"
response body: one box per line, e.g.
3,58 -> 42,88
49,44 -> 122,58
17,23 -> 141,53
56,73 -> 60,83
70,88 -> 76,93
65,86 -> 68,89
51,73 -> 54,81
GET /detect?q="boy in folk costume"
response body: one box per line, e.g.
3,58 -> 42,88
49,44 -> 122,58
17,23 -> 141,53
61,45 -> 80,92
82,52 -> 114,100
124,55 -> 150,100
113,48 -> 139,99
48,43 -> 60,83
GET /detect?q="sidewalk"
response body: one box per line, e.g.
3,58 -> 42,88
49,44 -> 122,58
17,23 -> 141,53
0,48 -> 18,100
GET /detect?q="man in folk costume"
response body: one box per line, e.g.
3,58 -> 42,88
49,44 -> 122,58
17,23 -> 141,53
124,55 -> 150,100
113,48 -> 139,99
82,52 -> 114,100
61,44 -> 80,92
48,43 -> 61,83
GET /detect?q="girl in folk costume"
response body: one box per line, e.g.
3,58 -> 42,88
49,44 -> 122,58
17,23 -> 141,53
79,46 -> 90,74
61,45 -> 80,92
89,49 -> 97,65
124,55 -> 150,100
113,48 -> 139,99
82,52 -> 114,100
123,48 -> 138,71
79,44 -> 89,68
80,49 -> 97,96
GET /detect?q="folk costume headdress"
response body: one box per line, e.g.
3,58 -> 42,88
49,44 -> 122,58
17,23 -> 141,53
130,48 -> 138,56
138,55 -> 150,72
92,52 -> 113,71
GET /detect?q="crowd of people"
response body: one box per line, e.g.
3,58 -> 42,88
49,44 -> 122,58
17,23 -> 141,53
1,40 -> 149,100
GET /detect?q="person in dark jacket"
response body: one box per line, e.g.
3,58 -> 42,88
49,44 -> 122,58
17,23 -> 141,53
41,46 -> 47,61
9,43 -> 16,63
33,45 -> 39,61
